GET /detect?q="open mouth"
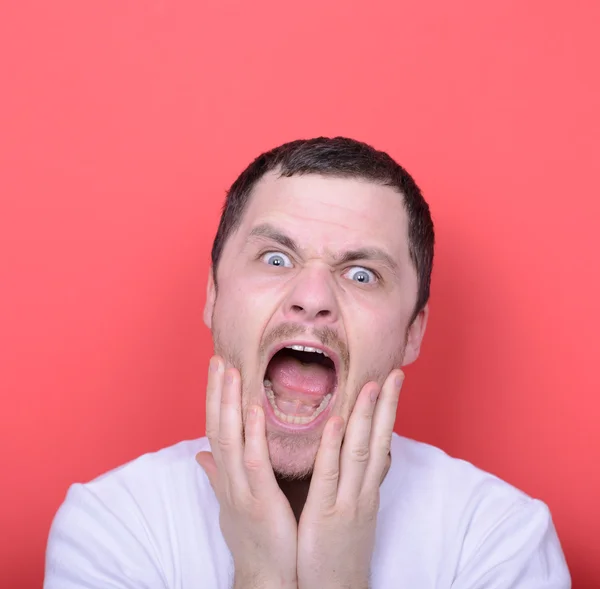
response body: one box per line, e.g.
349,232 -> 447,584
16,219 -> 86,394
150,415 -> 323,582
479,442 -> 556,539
263,343 -> 338,426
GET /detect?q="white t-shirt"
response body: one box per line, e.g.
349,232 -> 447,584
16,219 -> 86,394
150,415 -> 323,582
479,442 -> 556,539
44,434 -> 571,588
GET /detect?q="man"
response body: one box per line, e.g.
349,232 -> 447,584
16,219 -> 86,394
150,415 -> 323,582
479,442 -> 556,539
44,137 -> 571,588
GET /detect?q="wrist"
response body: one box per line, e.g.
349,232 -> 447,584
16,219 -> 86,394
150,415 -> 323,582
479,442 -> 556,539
298,576 -> 368,589
233,570 -> 297,589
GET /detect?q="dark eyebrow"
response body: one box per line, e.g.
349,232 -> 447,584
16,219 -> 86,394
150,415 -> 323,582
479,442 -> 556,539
248,223 -> 300,254
335,248 -> 399,273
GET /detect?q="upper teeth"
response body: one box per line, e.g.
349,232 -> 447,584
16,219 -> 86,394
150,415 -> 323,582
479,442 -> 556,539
286,344 -> 329,358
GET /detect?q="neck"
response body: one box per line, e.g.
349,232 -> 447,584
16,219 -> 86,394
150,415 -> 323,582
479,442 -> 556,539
276,476 -> 312,523
276,451 -> 393,522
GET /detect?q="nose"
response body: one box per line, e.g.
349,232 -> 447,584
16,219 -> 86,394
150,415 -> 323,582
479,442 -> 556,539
282,266 -> 339,326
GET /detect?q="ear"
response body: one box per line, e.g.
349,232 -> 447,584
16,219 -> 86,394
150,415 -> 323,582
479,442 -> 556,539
203,268 -> 216,329
401,303 -> 429,366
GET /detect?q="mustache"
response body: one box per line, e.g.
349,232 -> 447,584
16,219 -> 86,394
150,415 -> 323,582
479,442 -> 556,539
259,323 -> 349,370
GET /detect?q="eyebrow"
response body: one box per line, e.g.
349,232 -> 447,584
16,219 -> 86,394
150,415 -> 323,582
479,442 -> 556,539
249,223 -> 299,252
335,247 -> 399,273
248,223 -> 400,274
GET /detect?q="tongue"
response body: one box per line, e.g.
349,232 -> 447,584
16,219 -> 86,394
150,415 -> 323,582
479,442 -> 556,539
267,354 -> 336,412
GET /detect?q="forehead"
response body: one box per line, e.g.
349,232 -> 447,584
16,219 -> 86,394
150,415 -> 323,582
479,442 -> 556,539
239,172 -> 410,259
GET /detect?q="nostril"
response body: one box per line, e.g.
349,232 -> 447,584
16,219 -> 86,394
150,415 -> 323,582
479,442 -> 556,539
288,305 -> 333,319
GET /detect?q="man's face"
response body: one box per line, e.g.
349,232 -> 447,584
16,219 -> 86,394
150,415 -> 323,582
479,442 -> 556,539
204,172 -> 428,478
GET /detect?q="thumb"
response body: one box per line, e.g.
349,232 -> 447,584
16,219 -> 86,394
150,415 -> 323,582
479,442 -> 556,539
195,451 -> 219,493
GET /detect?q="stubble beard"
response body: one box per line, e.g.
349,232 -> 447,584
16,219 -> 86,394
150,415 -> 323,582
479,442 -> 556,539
210,319 -> 407,480
210,322 -> 332,480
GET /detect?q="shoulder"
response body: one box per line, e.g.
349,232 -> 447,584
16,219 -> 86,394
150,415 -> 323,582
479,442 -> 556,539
57,437 -> 214,527
82,437 -> 210,497
387,433 -> 532,508
380,435 -> 570,586
386,433 -> 545,533
50,436 -> 214,533
44,438 -> 216,588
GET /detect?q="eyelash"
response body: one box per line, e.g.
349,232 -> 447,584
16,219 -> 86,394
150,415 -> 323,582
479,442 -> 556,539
258,250 -> 381,283
346,267 -> 381,285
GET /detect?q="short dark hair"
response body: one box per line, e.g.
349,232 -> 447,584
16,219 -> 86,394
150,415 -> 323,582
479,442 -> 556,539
211,136 -> 435,324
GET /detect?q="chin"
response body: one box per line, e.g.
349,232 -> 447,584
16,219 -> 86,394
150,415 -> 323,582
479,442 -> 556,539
266,431 -> 321,480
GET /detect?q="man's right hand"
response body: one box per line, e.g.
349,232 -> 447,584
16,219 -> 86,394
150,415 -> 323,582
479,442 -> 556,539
196,356 -> 298,589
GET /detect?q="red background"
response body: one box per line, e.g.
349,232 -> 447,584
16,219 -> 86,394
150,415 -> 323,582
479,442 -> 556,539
1,1 -> 599,587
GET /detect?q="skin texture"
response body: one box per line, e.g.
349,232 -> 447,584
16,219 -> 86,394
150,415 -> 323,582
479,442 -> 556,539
196,172 -> 428,588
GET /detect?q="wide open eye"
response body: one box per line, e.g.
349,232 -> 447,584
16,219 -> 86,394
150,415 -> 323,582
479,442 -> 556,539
262,251 -> 293,268
343,266 -> 377,284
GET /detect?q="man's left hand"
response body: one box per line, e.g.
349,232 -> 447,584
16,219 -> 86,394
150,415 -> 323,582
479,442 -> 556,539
297,369 -> 405,589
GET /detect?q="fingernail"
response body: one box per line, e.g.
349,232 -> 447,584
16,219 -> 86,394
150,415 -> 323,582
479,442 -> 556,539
370,387 -> 380,403
334,418 -> 344,432
395,373 -> 404,388
248,406 -> 258,421
209,357 -> 218,372
225,371 -> 234,384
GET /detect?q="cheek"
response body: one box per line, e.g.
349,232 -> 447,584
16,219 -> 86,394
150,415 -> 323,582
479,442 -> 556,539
213,276 -> 277,349
350,308 -> 407,374
211,282 -> 246,353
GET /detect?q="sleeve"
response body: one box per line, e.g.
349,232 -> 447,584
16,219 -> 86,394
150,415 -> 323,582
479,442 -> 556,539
452,498 -> 571,589
44,483 -> 168,589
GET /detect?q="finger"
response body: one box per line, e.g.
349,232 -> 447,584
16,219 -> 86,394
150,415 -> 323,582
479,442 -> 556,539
218,366 -> 249,493
305,416 -> 345,510
205,356 -> 225,466
337,381 -> 380,503
363,370 -> 404,494
243,405 -> 280,497
195,451 -> 221,494
380,452 -> 392,486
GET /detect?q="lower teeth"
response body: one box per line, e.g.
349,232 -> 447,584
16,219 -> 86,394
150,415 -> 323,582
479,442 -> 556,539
263,380 -> 332,425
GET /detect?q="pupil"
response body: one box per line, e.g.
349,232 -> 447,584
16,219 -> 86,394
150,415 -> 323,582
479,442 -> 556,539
356,271 -> 367,282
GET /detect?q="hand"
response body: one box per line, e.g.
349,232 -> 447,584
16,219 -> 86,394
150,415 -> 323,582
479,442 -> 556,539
296,369 -> 404,589
196,357 -> 298,589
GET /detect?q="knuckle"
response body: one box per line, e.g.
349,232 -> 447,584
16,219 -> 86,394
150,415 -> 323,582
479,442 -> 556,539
243,456 -> 263,472
321,467 -> 340,483
337,499 -> 358,518
362,406 -> 375,420
218,434 -> 235,451
350,444 -> 370,463
376,434 -> 393,454
360,494 -> 380,514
